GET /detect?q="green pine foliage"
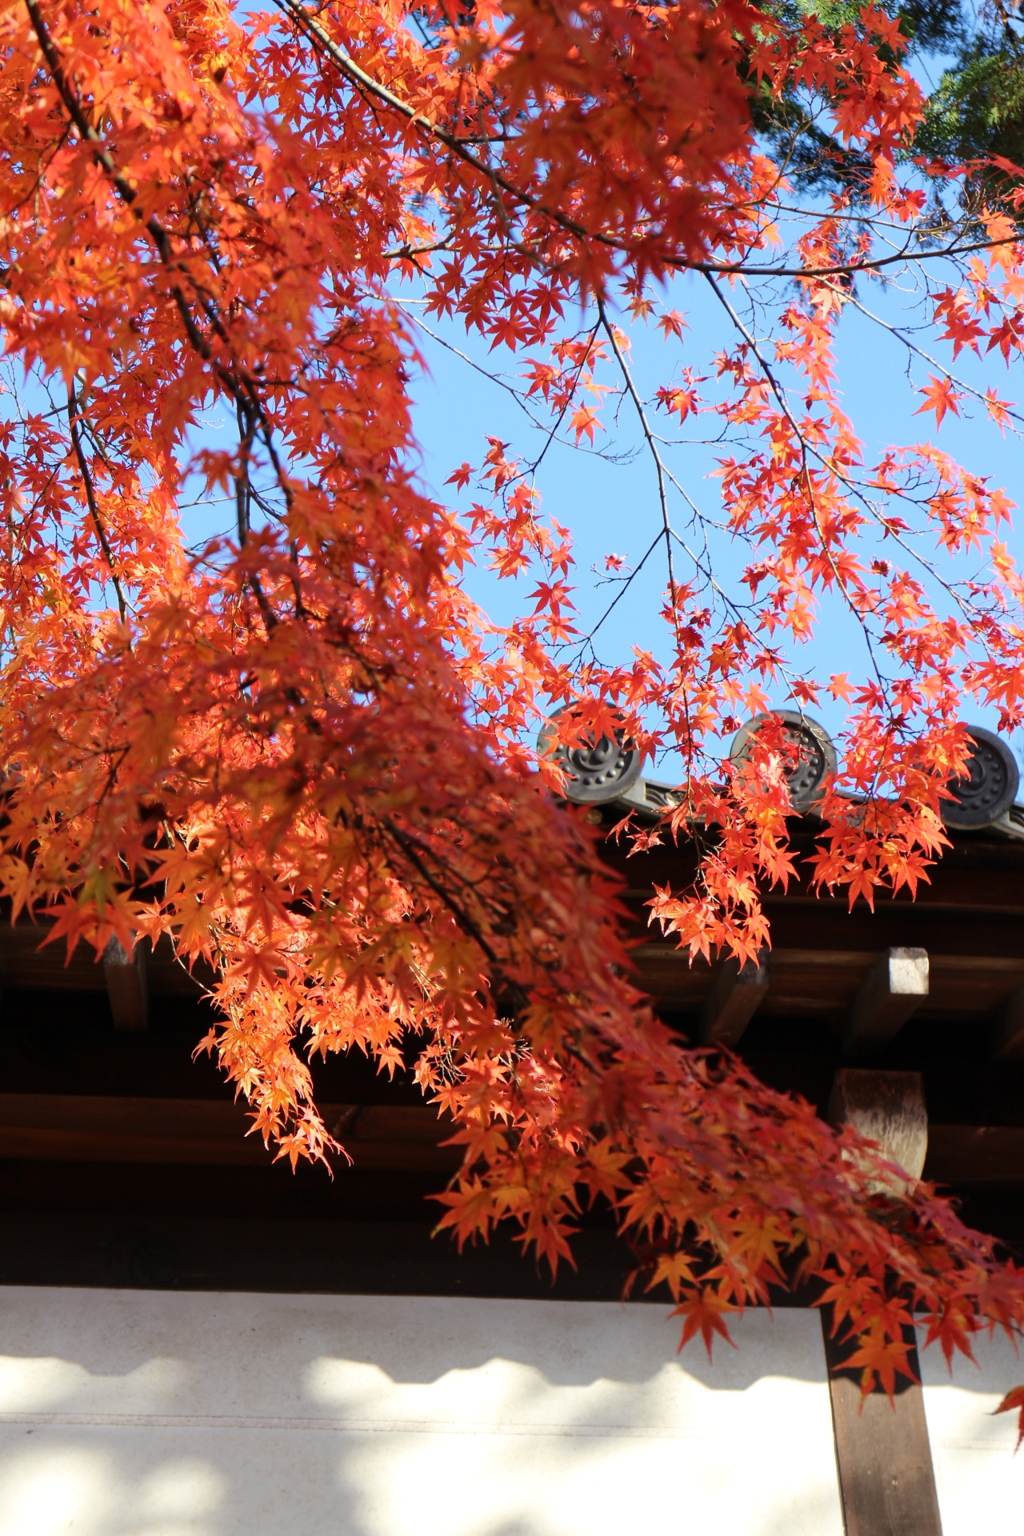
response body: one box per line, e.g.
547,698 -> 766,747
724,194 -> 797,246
917,32 -> 1024,172
753,0 -> 1024,202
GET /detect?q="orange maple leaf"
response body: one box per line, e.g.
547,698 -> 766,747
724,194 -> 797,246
995,1387 -> 1024,1450
569,405 -> 602,444
915,375 -> 961,426
671,1290 -> 738,1357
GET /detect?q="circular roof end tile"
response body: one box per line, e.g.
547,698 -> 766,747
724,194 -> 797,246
729,710 -> 837,811
537,705 -> 643,804
943,725 -> 1020,829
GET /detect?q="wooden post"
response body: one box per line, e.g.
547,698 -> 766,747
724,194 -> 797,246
825,1067 -> 942,1536
103,936 -> 149,1032
697,951 -> 769,1047
823,1328 -> 943,1536
841,948 -> 928,1058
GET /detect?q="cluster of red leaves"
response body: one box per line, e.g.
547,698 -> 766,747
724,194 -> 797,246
0,0 -> 1023,1391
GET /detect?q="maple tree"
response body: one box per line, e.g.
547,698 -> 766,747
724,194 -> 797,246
2,0 -> 1024,1400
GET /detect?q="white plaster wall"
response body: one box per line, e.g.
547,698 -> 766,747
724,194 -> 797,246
921,1327 -> 1024,1535
0,1285 -> 842,1536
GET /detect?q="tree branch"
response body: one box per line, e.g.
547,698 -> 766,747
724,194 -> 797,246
275,0 -> 1022,282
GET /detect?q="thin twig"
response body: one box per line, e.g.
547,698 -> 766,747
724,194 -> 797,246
66,383 -> 128,624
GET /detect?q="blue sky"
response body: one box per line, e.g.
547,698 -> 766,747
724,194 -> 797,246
404,259 -> 1024,779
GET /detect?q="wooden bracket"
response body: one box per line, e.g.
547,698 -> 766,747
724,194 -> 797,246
103,936 -> 149,1032
697,951 -> 769,1047
841,948 -> 928,1058
829,1068 -> 928,1187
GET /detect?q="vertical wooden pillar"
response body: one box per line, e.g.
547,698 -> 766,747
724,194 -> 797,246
822,1322 -> 943,1536
826,1068 -> 943,1535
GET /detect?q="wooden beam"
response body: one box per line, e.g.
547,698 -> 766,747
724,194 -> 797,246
103,936 -> 149,1031
829,1069 -> 928,1187
0,1209 -> 637,1298
0,922 -> 210,995
990,983 -> 1024,1059
926,1124 -> 1024,1187
841,948 -> 928,1057
823,1323 -> 943,1536
697,951 -> 769,1047
632,943 -> 1023,1023
824,1066 -> 942,1536
0,1092 -> 460,1171
27,1091 -> 1024,1187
